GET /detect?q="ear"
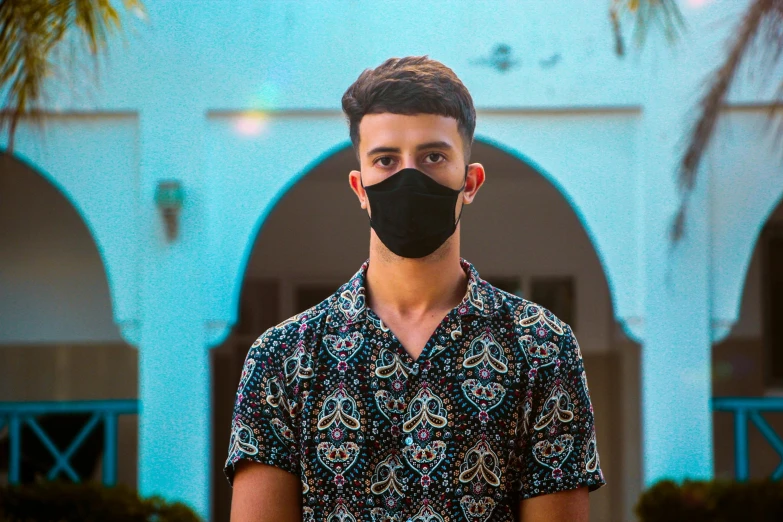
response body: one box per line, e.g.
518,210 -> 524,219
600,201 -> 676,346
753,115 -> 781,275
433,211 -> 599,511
348,169 -> 368,209
462,163 -> 486,205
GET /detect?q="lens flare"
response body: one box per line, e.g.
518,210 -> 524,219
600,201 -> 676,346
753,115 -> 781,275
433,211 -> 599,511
234,113 -> 269,137
232,82 -> 281,137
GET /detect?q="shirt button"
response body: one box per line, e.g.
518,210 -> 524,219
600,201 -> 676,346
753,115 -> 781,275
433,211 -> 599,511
405,436 -> 413,446
410,365 -> 419,375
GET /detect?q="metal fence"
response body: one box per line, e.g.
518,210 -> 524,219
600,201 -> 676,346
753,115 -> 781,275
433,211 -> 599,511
2,397 -> 781,487
712,396 -> 783,481
0,400 -> 138,486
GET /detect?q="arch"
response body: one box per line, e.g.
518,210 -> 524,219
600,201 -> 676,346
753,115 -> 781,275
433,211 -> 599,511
0,151 -> 121,341
212,132 -> 626,522
713,188 -> 783,344
213,140 -> 355,347
474,134 -> 623,332
224,133 -> 626,344
2,152 -> 105,263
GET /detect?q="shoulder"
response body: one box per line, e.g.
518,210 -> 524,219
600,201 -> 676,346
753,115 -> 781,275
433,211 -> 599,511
489,287 -> 565,331
489,287 -> 578,358
245,294 -> 335,367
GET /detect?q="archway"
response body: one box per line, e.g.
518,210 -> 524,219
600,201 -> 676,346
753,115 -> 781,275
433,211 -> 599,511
211,140 -> 636,522
713,196 -> 783,479
0,153 -> 137,487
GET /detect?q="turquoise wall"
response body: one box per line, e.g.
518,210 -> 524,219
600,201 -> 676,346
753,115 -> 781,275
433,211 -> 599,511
3,0 -> 780,517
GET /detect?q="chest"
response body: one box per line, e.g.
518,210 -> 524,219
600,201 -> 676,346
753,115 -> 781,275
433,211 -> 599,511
375,310 -> 451,362
300,319 -> 523,471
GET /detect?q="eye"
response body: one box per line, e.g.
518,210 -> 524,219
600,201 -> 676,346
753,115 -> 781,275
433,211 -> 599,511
424,152 -> 446,163
374,156 -> 394,167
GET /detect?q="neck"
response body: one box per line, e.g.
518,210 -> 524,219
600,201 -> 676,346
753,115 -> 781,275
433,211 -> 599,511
365,229 -> 468,318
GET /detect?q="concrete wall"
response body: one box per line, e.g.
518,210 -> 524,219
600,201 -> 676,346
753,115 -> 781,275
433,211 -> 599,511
3,98 -> 782,522
713,200 -> 783,482
0,155 -> 137,488
2,1 -> 783,518
0,155 -> 123,344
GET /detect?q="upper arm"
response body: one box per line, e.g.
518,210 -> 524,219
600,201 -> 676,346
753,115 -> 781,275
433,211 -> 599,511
517,486 -> 589,522
514,312 -> 606,505
230,460 -> 302,522
223,327 -> 305,492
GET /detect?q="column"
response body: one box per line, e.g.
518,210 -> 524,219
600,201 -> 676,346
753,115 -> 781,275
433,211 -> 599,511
136,105 -> 213,518
636,4 -> 724,484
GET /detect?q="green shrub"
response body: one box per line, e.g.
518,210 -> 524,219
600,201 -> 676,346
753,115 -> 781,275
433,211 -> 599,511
635,478 -> 783,522
0,481 -> 201,522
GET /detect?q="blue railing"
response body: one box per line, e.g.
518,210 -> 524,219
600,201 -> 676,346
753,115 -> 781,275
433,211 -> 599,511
712,396 -> 783,481
0,397 -> 777,486
0,400 -> 138,485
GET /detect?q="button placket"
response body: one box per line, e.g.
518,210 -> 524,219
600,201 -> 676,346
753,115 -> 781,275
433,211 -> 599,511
402,360 -> 418,448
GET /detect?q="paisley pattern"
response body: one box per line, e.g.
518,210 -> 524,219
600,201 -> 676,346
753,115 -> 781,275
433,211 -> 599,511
459,439 -> 501,487
403,440 -> 447,478
460,496 -> 496,522
533,434 -> 575,476
533,384 -> 575,430
318,386 -> 362,431
410,504 -> 445,522
283,342 -> 315,384
317,441 -> 361,476
375,390 -> 406,423
371,453 -> 406,497
461,380 -> 506,413
324,331 -> 365,366
463,330 -> 508,373
403,387 -> 447,433
224,258 -> 605,520
227,418 -> 259,458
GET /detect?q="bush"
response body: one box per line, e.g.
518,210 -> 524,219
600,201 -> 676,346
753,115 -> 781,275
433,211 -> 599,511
0,481 -> 201,522
635,478 -> 783,522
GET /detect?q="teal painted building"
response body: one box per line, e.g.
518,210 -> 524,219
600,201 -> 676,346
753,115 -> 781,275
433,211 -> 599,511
2,1 -> 783,521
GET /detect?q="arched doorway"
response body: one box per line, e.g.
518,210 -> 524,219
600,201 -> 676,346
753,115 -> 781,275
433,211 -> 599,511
0,153 -> 137,487
713,197 -> 783,479
211,140 -> 635,522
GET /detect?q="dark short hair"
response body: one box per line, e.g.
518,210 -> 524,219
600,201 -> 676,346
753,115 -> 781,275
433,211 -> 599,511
341,55 -> 476,162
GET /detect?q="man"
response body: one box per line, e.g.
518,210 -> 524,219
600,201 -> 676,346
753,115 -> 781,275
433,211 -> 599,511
225,55 -> 606,522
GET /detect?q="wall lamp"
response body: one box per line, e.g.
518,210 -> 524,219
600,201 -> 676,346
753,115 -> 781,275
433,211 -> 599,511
154,179 -> 184,242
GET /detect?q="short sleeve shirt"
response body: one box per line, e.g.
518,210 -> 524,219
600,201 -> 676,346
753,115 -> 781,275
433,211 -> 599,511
224,258 -> 606,521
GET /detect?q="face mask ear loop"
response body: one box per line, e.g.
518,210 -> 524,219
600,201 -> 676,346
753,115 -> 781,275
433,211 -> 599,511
359,172 -> 374,227
454,164 -> 469,227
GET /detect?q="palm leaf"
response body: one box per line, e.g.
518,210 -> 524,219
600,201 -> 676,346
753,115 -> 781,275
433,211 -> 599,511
0,0 -> 144,152
674,0 -> 780,242
611,0 -> 686,56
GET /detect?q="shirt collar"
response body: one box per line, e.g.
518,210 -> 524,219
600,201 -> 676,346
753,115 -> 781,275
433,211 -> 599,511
327,257 -> 497,326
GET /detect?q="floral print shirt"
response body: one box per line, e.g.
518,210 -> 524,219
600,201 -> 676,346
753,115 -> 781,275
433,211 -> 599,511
224,258 -> 605,521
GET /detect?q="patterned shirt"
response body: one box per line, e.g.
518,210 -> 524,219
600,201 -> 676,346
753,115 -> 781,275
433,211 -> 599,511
224,258 -> 606,521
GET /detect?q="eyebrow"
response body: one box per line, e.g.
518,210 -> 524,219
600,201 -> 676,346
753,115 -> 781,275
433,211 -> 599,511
365,141 -> 455,157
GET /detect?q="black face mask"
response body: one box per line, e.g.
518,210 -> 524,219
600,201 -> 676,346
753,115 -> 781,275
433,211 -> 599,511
360,165 -> 468,258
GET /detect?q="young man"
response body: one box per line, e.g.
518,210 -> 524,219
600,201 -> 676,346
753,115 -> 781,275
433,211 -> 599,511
225,56 -> 606,522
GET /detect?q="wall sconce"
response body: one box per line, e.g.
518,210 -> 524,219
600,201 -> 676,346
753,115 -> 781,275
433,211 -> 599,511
154,179 -> 184,242
471,43 -> 519,73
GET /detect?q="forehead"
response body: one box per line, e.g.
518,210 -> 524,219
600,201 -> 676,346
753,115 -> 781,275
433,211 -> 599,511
357,113 -> 461,153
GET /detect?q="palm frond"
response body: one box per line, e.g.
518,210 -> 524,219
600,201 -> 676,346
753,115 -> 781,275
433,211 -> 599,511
0,0 -> 145,152
611,0 -> 686,56
673,0 -> 778,243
